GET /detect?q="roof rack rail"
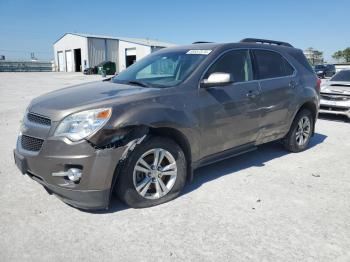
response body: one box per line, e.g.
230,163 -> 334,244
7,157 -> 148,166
192,41 -> 213,44
240,38 -> 293,48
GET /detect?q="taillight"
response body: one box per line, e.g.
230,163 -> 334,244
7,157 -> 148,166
316,78 -> 321,92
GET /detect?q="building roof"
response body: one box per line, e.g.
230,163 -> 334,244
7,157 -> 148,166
54,33 -> 176,47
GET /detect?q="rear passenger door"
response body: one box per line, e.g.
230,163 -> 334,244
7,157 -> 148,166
252,49 -> 297,141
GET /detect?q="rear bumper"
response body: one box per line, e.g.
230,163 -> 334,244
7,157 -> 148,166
14,137 -> 127,210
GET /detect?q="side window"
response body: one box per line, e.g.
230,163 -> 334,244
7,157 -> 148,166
204,50 -> 253,83
253,50 -> 294,79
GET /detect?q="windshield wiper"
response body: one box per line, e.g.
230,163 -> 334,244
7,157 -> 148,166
126,80 -> 149,87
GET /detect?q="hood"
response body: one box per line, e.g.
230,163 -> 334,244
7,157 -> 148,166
29,81 -> 157,121
321,81 -> 350,95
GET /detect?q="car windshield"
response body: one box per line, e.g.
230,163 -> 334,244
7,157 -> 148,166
330,70 -> 350,82
112,50 -> 209,88
315,65 -> 325,70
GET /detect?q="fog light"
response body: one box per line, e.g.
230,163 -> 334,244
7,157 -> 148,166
52,168 -> 82,182
67,168 -> 82,182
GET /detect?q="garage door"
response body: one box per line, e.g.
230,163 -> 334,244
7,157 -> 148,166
65,50 -> 72,72
57,52 -> 64,72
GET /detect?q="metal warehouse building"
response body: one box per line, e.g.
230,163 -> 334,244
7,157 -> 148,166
53,33 -> 175,73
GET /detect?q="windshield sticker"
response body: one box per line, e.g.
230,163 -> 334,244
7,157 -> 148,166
186,50 -> 212,55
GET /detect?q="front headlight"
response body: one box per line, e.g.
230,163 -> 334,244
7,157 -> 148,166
54,108 -> 112,141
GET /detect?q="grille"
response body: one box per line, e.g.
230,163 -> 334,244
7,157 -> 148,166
320,94 -> 350,101
320,106 -> 348,112
21,135 -> 44,151
27,113 -> 51,126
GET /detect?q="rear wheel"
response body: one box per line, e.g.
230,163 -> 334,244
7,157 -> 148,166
283,109 -> 314,152
115,137 -> 186,208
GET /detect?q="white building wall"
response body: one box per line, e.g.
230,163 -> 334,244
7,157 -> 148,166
335,64 -> 350,73
118,40 -> 151,73
53,34 -> 88,72
54,34 -> 167,73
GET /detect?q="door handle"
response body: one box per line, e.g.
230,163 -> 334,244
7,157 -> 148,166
246,90 -> 259,99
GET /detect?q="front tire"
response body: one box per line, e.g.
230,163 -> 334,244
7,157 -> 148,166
115,137 -> 187,208
283,109 -> 314,152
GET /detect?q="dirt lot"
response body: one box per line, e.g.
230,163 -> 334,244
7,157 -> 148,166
0,72 -> 349,262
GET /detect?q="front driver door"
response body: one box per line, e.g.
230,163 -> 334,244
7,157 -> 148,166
198,49 -> 261,158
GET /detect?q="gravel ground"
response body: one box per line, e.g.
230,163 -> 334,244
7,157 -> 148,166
0,73 -> 349,262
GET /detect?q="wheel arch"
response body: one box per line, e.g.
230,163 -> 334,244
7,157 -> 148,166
109,125 -> 194,203
293,100 -> 318,135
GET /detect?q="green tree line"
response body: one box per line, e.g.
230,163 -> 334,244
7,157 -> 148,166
332,48 -> 350,62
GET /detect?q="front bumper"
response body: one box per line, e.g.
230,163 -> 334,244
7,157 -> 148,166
319,99 -> 350,119
14,137 -> 127,210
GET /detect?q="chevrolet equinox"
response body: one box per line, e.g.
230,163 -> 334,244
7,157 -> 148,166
14,38 -> 320,209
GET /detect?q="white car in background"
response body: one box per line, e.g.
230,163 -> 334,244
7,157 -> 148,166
320,70 -> 350,119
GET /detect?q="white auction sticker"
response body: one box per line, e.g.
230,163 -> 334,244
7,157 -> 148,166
186,50 -> 212,55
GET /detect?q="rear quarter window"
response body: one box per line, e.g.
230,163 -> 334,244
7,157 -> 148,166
290,50 -> 315,74
253,50 -> 294,79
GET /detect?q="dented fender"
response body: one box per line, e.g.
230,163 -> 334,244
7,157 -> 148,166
88,98 -> 202,162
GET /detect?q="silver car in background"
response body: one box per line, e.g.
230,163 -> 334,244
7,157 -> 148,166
320,70 -> 350,119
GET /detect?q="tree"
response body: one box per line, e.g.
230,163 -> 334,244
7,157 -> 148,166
332,50 -> 343,61
343,48 -> 350,62
332,48 -> 350,62
314,51 -> 323,57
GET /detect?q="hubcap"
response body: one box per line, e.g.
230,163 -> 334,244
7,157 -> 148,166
296,116 -> 311,146
133,148 -> 177,200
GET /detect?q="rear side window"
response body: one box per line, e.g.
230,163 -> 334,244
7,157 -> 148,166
204,50 -> 253,83
253,50 -> 294,79
290,50 -> 315,74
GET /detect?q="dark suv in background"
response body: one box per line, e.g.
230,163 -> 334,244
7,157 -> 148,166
314,64 -> 336,78
14,38 -> 320,210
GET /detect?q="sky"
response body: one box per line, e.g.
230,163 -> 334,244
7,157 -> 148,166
0,0 -> 349,62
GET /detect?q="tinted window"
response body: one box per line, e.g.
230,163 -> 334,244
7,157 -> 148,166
204,50 -> 253,83
253,50 -> 294,79
330,70 -> 350,82
289,50 -> 314,74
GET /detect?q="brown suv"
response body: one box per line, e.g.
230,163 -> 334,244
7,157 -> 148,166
14,38 -> 320,210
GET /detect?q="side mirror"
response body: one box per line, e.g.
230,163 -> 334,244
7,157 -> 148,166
201,72 -> 233,88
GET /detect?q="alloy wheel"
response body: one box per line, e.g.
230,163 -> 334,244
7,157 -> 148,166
133,148 -> 177,200
296,116 -> 311,146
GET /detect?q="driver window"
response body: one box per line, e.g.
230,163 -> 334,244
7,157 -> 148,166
204,50 -> 253,83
